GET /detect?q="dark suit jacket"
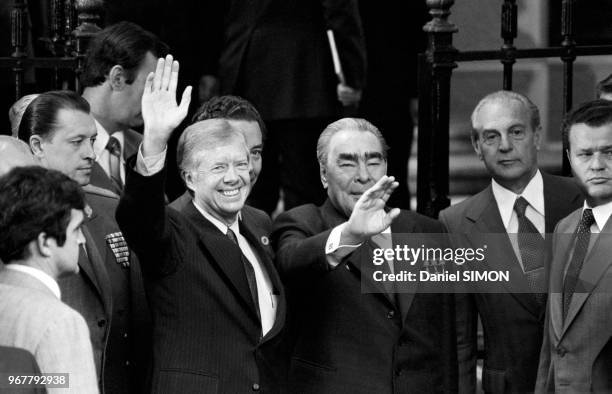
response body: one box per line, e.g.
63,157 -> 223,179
60,185 -> 151,394
536,207 -> 612,393
116,162 -> 287,393
90,129 -> 142,195
438,173 -> 583,393
271,199 -> 457,394
0,346 -> 45,394
206,0 -> 366,121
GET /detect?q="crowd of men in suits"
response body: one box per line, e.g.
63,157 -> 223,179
2,19 -> 612,394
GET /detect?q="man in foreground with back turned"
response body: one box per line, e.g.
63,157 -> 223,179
272,118 -> 457,393
0,167 -> 98,393
116,55 -> 287,393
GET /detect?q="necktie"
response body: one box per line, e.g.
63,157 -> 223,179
370,234 -> 399,307
105,135 -> 123,190
562,208 -> 595,321
513,197 -> 546,304
227,228 -> 261,320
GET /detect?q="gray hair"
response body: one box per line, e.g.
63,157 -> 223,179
8,94 -> 39,138
316,118 -> 389,167
176,118 -> 248,175
471,90 -> 541,141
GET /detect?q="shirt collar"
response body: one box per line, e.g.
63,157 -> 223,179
491,169 -> 544,228
4,264 -> 61,299
191,199 -> 242,234
583,200 -> 612,231
92,119 -> 124,160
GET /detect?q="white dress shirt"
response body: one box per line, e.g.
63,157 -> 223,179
93,119 -> 126,183
4,264 -> 61,299
491,170 -> 545,270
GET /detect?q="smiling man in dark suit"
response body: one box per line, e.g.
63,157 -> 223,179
272,118 -> 457,394
439,91 -> 583,393
117,55 -> 286,393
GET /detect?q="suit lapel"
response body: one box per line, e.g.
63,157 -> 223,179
81,224 -> 113,316
562,213 -> 612,336
391,218 -> 417,324
181,202 -> 260,323
466,186 -> 541,316
90,162 -> 122,195
549,212 -> 578,339
542,173 -> 582,234
239,217 -> 286,341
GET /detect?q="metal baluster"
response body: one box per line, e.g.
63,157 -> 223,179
501,0 -> 517,90
418,0 -> 458,217
561,0 -> 576,175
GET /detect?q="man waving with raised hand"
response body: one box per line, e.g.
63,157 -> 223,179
117,54 -> 287,393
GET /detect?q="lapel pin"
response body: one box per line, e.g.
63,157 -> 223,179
84,204 -> 93,219
261,236 -> 269,246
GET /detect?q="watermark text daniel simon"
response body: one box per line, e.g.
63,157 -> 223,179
371,243 -> 510,283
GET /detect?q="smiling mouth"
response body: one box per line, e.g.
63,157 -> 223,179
221,189 -> 240,197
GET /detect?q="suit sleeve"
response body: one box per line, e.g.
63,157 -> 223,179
272,210 -> 336,284
321,0 -> 367,89
439,210 -> 478,394
36,311 -> 99,394
116,159 -> 181,277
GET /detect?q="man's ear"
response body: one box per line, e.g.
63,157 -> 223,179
320,164 -> 328,189
471,133 -> 483,161
35,232 -> 53,258
29,135 -> 45,159
534,125 -> 542,151
108,65 -> 127,91
184,170 -> 196,192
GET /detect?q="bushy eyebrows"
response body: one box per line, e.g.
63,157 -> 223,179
337,152 -> 383,161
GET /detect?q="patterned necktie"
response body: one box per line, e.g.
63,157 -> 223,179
513,197 -> 546,304
227,228 -> 260,320
562,208 -> 595,321
105,135 -> 123,190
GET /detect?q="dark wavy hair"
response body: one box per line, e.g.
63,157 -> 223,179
191,95 -> 266,140
562,99 -> 612,152
17,90 -> 90,142
0,166 -> 85,263
81,21 -> 168,87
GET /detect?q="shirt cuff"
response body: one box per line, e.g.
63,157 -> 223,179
135,144 -> 167,176
325,222 -> 362,268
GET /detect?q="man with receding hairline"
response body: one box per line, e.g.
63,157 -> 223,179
440,90 -> 582,393
117,55 -> 286,393
272,117 -> 456,393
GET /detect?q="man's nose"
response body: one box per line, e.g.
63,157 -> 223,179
590,152 -> 606,171
83,141 -> 96,160
355,161 -> 371,183
498,133 -> 513,152
224,165 -> 240,183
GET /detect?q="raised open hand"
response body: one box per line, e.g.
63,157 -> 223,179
345,175 -> 400,241
142,54 -> 192,156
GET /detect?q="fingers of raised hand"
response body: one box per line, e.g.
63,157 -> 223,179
161,54 -> 174,90
153,57 -> 165,90
144,72 -> 154,94
169,60 -> 180,94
